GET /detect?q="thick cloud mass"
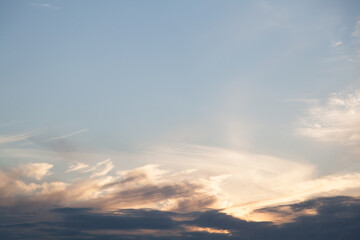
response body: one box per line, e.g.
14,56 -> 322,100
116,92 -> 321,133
0,196 -> 359,240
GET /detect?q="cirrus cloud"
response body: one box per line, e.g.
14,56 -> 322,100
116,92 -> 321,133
297,89 -> 360,153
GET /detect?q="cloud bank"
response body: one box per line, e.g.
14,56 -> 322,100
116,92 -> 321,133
0,196 -> 359,239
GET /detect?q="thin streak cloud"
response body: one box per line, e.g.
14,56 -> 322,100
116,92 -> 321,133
45,129 -> 89,142
0,132 -> 34,144
30,3 -> 60,10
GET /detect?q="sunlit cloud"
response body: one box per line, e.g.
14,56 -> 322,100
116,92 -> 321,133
15,162 -> 53,181
227,172 -> 360,223
66,162 -> 90,173
142,145 -> 315,203
185,226 -> 231,235
84,159 -> 114,178
0,160 -> 228,212
0,132 -> 33,144
1,145 -> 360,227
0,166 -> 66,207
2,145 -> 356,219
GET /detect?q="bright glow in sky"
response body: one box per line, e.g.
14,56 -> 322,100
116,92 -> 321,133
1,1 -> 360,239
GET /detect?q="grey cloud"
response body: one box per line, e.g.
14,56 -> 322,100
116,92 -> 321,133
1,196 -> 360,240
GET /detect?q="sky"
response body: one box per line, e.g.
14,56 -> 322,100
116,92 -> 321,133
0,0 -> 360,239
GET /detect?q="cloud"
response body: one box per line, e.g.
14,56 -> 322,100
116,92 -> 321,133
143,145 -> 314,205
85,159 -> 114,178
0,168 -> 67,207
45,129 -> 88,142
16,163 -> 53,181
116,164 -> 168,184
66,159 -> 114,177
0,151 -> 360,239
1,196 -> 360,240
66,162 -> 89,173
1,145 -> 360,224
352,20 -> 360,37
333,41 -> 342,48
30,3 -> 60,10
0,132 -> 33,144
297,89 -> 360,152
228,172 -> 360,223
0,161 -> 226,213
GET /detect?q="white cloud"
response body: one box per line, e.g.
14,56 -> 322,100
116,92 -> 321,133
117,164 -> 167,183
66,159 -> 114,177
30,3 -> 59,10
0,132 -> 32,144
45,129 -> 88,142
66,162 -> 89,173
297,89 -> 360,151
16,163 -> 53,181
333,41 -> 342,48
352,20 -> 360,37
87,159 -> 114,178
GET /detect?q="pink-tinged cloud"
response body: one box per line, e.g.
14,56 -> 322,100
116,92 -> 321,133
16,162 -> 53,180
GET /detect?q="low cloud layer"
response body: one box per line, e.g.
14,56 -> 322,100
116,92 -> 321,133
1,153 -> 360,225
0,196 -> 359,239
0,161 -> 227,212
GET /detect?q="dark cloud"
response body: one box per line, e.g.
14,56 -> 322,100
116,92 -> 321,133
0,196 -> 360,240
53,208 -> 177,230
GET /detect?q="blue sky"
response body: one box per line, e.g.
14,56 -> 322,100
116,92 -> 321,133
1,0 -> 360,239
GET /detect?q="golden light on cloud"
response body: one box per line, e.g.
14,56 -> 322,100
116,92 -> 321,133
185,226 -> 231,235
237,205 -> 318,224
2,144 -> 360,225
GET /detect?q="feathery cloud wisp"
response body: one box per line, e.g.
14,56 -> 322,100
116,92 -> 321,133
297,89 -> 360,152
66,162 -> 90,173
30,3 -> 60,10
0,132 -> 33,144
45,129 -> 89,142
352,20 -> 360,37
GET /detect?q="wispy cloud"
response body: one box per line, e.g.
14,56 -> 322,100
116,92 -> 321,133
66,162 -> 90,173
87,159 -> 114,178
226,172 -> 360,222
333,41 -> 342,48
66,159 -> 114,177
297,89 -> 360,152
352,20 -> 360,37
0,132 -> 33,144
282,98 -> 319,104
45,129 -> 89,142
30,3 -> 60,10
